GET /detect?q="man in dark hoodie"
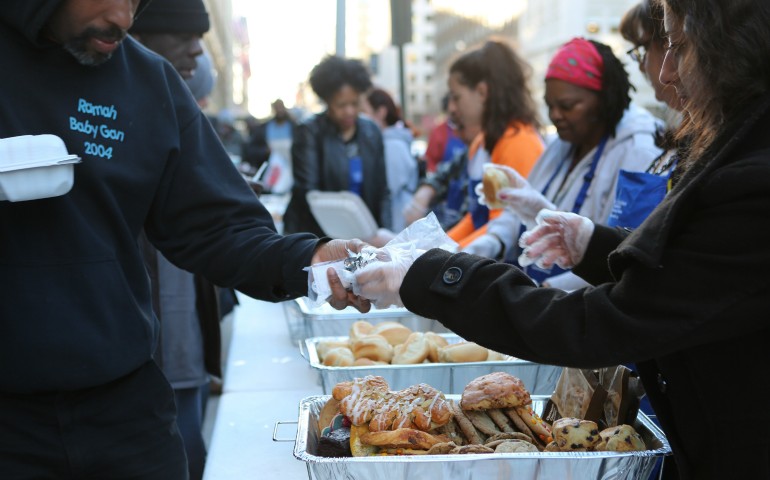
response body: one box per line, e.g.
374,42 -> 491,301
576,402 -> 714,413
129,1 -> 220,479
0,1 -> 369,478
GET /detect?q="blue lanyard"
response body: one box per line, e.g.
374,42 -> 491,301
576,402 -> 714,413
572,136 -> 608,213
540,136 -> 609,214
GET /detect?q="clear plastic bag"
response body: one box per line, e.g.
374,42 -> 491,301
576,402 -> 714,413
306,212 -> 457,308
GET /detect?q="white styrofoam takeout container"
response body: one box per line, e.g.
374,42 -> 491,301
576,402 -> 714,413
0,134 -> 81,202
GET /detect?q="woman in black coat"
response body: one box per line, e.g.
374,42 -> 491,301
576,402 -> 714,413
354,1 -> 770,478
283,55 -> 389,237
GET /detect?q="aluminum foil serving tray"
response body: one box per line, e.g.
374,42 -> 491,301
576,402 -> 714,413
302,334 -> 562,395
283,297 -> 448,344
293,395 -> 671,480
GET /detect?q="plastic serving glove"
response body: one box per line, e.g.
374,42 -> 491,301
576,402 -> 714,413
351,212 -> 457,309
353,245 -> 424,309
517,209 -> 594,269
462,234 -> 503,258
475,164 -> 555,228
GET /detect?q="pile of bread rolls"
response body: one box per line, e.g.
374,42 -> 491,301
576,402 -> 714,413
317,320 -> 509,367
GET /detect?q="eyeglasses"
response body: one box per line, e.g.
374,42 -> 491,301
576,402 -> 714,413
627,44 -> 648,64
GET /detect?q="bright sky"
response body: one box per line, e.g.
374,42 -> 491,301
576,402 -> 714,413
232,0 -> 338,118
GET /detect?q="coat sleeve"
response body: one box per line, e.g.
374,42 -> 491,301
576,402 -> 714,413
400,154 -> 770,368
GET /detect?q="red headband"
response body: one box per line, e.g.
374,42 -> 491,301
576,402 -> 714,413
545,37 -> 604,91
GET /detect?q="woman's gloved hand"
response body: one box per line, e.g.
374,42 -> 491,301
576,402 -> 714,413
517,209 -> 594,269
462,234 -> 503,259
476,164 -> 555,227
403,185 -> 435,226
353,246 -> 423,309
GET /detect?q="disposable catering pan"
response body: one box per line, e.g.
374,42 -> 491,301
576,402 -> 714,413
282,297 -> 449,344
284,395 -> 671,480
301,334 -> 562,396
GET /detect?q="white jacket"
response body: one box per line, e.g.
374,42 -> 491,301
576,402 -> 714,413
488,104 -> 663,290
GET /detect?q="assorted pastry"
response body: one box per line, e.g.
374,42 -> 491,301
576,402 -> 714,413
316,372 -> 647,457
316,320 -> 509,366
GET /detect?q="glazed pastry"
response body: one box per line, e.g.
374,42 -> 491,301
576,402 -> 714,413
352,357 -> 388,366
461,372 -> 532,410
333,376 -> 452,432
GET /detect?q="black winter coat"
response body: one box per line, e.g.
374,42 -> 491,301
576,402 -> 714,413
401,93 -> 770,479
283,112 -> 389,236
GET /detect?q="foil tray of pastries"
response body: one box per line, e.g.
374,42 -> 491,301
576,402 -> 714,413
302,321 -> 562,395
291,373 -> 671,480
282,297 -> 449,343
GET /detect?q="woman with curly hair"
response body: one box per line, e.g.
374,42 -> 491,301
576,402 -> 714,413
284,55 -> 389,237
357,1 -> 770,477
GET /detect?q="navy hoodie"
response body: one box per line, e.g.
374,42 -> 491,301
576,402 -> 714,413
0,1 -> 320,393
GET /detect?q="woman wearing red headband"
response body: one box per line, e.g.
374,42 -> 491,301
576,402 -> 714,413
464,37 -> 662,291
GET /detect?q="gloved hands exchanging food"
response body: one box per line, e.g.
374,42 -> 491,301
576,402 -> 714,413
476,164 -> 556,228
517,209 -> 594,270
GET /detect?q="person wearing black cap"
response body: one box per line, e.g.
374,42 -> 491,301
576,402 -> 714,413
0,1 -> 369,479
129,1 -> 219,478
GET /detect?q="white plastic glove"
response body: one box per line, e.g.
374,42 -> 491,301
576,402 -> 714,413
517,209 -> 594,270
475,164 -> 555,228
353,246 -> 423,309
462,234 -> 503,258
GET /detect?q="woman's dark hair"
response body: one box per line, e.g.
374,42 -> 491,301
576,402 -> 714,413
366,88 -> 401,126
660,0 -> 770,164
589,39 -> 634,137
309,55 -> 373,103
620,0 -> 666,47
449,38 -> 539,152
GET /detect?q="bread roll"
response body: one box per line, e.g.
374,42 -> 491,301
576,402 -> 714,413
351,334 -> 394,363
437,342 -> 489,363
371,321 -> 412,346
322,347 -> 355,366
392,332 -> 430,364
349,320 -> 374,340
425,332 -> 449,363
482,166 -> 510,209
316,340 -> 351,362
